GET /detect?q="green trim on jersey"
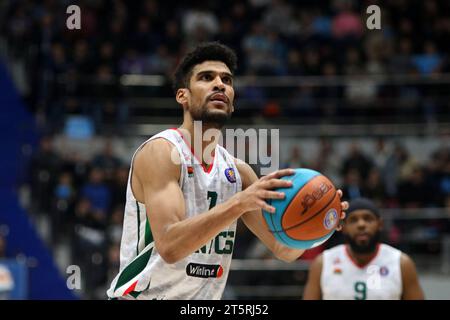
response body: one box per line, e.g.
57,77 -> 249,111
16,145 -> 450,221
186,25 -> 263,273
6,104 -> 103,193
114,247 -> 153,292
136,201 -> 141,255
145,219 -> 153,246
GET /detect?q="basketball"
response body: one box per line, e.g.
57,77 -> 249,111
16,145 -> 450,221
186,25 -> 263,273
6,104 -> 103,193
263,168 -> 342,249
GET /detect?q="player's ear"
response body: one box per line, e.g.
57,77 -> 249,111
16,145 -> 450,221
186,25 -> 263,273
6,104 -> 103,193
378,217 -> 384,231
176,88 -> 189,107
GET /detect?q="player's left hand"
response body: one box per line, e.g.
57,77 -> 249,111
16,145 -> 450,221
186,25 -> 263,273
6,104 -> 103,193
335,189 -> 348,231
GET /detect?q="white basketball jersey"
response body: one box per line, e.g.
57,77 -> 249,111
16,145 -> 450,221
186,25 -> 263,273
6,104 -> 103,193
107,128 -> 242,300
321,244 -> 402,300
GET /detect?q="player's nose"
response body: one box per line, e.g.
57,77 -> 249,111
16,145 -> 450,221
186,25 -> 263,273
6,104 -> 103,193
212,76 -> 226,91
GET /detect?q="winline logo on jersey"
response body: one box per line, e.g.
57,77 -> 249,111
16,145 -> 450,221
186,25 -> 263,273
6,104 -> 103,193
186,263 -> 224,278
172,121 -> 280,176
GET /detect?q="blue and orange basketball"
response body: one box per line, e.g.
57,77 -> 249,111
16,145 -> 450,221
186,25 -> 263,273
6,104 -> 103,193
263,168 -> 342,249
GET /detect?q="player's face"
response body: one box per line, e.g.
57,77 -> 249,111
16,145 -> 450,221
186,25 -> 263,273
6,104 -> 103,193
184,61 -> 235,128
342,209 -> 382,254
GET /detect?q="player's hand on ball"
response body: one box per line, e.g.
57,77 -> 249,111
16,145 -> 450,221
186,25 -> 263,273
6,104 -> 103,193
235,168 -> 295,214
336,189 -> 348,231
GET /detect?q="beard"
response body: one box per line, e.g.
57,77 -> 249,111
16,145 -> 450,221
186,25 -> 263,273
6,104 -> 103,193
345,231 -> 381,254
190,101 -> 232,129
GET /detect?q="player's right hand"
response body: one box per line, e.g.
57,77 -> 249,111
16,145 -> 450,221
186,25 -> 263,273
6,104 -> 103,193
233,168 -> 295,214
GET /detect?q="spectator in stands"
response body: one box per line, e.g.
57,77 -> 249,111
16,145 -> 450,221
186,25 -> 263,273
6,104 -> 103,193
262,0 -> 299,37
109,166 -> 129,211
145,44 -> 175,76
163,20 -> 183,54
412,41 -> 443,76
283,146 -> 307,169
341,142 -> 373,181
363,167 -> 386,207
182,2 -> 219,48
331,0 -> 364,40
242,22 -> 285,75
341,168 -> 363,200
389,38 -> 417,75
107,206 -> 124,246
119,48 -> 146,75
50,171 -> 76,244
312,137 -> 341,186
97,42 -> 118,75
80,167 -> 111,217
397,165 -> 432,208
29,135 -> 61,214
92,140 -> 122,182
382,143 -> 407,204
72,198 -> 108,299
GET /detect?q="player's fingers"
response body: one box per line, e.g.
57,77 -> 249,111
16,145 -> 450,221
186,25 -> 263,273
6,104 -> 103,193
259,200 -> 276,213
261,168 -> 295,181
261,179 -> 293,189
259,190 -> 285,200
341,201 -> 349,211
337,189 -> 343,198
335,211 -> 346,231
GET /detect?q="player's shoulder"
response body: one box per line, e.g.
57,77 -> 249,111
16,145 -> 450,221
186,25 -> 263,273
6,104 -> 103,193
323,244 -> 345,256
232,156 -> 251,172
138,137 -> 177,160
399,251 -> 415,268
311,252 -> 324,267
379,243 -> 403,256
133,137 -> 180,180
232,158 -> 257,187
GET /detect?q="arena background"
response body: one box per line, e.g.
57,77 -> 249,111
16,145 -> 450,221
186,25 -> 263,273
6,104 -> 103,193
0,0 -> 449,299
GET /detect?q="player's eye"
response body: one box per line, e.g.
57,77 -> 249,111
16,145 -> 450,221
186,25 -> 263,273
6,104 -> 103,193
200,74 -> 212,81
222,76 -> 232,84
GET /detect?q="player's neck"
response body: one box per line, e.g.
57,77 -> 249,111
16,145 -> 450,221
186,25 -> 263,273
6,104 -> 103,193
346,244 -> 380,267
179,121 -> 221,168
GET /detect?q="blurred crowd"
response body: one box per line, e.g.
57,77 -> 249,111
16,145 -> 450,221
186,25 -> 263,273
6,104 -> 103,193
1,0 -> 450,132
25,136 -> 127,298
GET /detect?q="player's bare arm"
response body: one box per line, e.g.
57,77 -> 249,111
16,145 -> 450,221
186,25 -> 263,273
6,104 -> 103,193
400,253 -> 425,300
132,139 -> 295,264
302,253 -> 323,300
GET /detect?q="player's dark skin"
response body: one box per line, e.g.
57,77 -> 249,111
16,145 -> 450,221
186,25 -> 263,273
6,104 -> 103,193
303,209 -> 425,300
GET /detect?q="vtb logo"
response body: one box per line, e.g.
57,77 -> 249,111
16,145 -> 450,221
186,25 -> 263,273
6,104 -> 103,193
300,183 -> 333,215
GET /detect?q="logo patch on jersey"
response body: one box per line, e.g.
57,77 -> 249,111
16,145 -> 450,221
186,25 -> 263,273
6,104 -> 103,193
224,168 -> 236,183
187,166 -> 194,177
380,266 -> 389,276
333,268 -> 342,274
186,263 -> 223,278
324,208 -> 338,230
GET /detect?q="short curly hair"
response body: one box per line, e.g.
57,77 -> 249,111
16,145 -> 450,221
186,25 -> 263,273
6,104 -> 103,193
172,42 -> 237,94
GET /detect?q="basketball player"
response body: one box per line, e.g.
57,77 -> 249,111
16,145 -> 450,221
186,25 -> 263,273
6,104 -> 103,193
107,42 -> 348,300
303,197 -> 424,300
